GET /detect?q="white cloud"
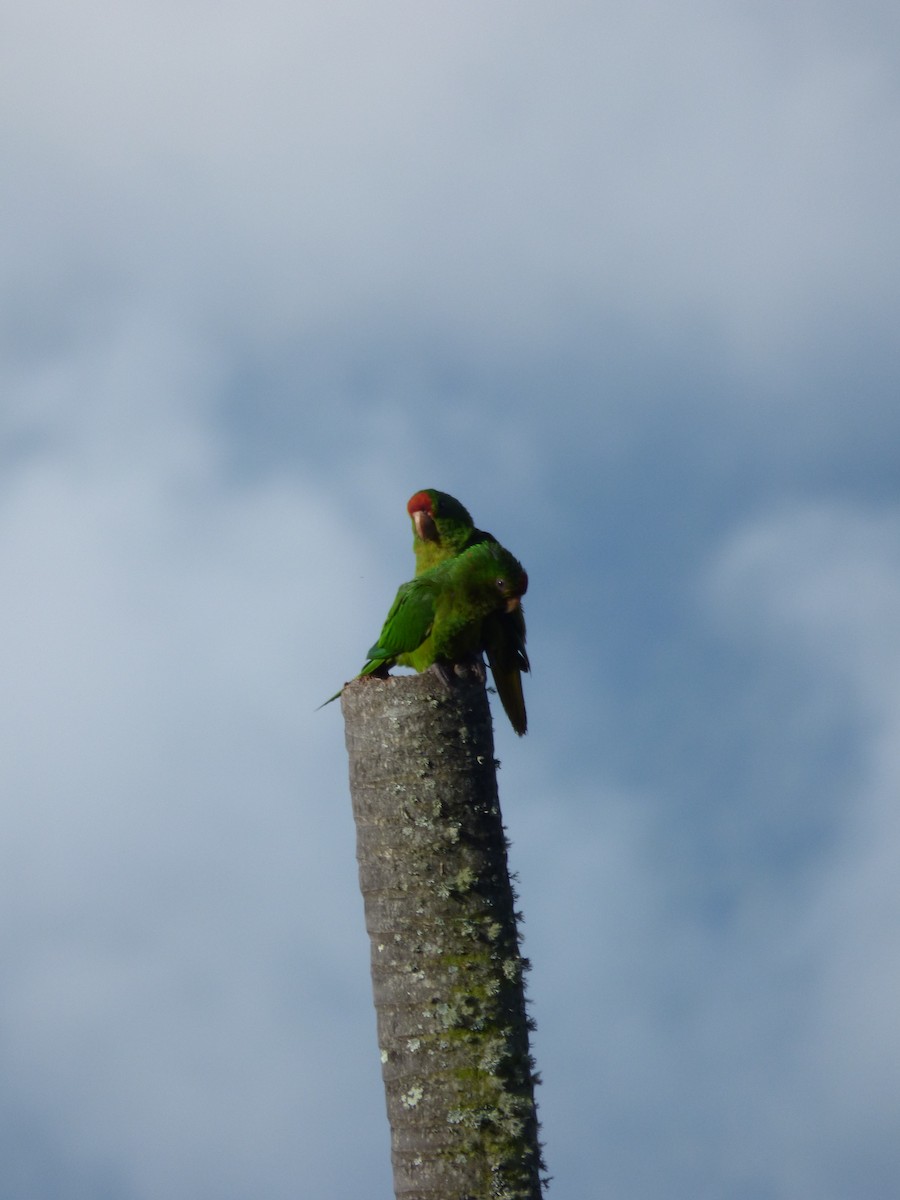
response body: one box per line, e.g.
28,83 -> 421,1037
0,341 -> 396,1197
709,502 -> 900,711
3,1 -> 897,368
703,501 -> 900,1195
490,501 -> 900,1198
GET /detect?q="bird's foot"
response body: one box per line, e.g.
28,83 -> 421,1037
452,654 -> 487,683
464,655 -> 487,684
429,656 -> 486,691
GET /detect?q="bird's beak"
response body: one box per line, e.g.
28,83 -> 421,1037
505,596 -> 521,613
412,511 -> 439,542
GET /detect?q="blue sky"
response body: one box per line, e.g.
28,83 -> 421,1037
3,3 -> 900,1197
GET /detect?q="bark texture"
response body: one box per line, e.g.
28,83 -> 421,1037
342,667 -> 543,1200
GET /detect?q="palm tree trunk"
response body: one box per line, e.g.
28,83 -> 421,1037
341,667 -> 544,1200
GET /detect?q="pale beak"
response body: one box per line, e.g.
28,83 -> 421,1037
413,511 -> 439,542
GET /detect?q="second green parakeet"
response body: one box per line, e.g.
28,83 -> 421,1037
324,540 -> 528,704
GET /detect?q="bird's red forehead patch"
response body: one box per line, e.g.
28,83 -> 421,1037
406,491 -> 434,517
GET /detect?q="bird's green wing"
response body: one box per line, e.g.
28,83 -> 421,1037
365,578 -> 437,664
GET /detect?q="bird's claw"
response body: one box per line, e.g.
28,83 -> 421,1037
428,655 -> 487,690
466,655 -> 487,684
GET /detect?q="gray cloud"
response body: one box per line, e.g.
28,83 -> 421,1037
3,3 -> 900,1197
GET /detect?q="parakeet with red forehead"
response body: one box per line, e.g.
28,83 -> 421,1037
321,541 -> 528,705
406,489 -> 530,735
406,489 -> 490,571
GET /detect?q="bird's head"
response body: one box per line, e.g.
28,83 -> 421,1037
407,490 -> 439,542
493,562 -> 528,612
407,489 -> 473,544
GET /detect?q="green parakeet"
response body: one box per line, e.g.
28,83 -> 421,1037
406,490 -> 530,735
406,489 -> 488,571
323,540 -> 528,705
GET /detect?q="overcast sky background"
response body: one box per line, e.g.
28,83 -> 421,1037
3,2 -> 900,1197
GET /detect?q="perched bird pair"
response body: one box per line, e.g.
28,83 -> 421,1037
326,489 -> 530,734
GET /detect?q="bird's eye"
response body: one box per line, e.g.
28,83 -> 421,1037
495,578 -> 506,591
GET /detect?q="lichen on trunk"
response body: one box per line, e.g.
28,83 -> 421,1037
342,667 -> 544,1200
